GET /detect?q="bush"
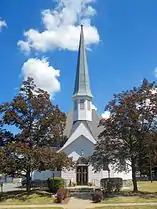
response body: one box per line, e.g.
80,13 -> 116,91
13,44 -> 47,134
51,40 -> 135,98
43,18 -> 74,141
91,189 -> 103,203
55,187 -> 69,203
72,182 -> 77,187
88,182 -> 93,186
21,179 -> 47,188
47,177 -> 65,193
100,178 -> 123,193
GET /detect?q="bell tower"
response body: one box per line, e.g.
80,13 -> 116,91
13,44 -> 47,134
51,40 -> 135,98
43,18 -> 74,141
72,25 -> 93,122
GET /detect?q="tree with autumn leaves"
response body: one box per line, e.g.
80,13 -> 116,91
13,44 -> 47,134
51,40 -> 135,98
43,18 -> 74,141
91,79 -> 157,192
0,77 -> 73,192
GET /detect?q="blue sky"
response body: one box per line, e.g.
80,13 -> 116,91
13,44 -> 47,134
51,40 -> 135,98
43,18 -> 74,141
0,0 -> 157,115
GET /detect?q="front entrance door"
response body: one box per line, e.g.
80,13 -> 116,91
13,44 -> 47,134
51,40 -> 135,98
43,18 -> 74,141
76,166 -> 88,185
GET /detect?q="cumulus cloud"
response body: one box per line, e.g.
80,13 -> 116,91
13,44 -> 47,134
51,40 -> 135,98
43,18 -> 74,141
91,104 -> 111,119
0,18 -> 7,31
101,111 -> 110,119
91,104 -> 110,119
22,58 -> 60,97
18,0 -> 99,53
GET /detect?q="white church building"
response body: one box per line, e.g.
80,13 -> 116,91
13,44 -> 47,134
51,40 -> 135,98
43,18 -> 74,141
32,26 -> 132,186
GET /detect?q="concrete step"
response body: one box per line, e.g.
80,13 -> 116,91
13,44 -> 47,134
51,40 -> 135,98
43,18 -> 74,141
67,186 -> 101,196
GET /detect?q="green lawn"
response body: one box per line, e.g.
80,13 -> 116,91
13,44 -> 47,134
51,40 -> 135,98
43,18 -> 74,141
138,181 -> 157,193
94,207 -> 157,209
0,190 -> 55,205
101,181 -> 157,204
102,196 -> 157,203
122,181 -> 157,193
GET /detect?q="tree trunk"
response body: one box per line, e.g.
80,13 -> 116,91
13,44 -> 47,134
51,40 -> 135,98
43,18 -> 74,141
26,170 -> 31,193
131,158 -> 138,192
149,146 -> 153,183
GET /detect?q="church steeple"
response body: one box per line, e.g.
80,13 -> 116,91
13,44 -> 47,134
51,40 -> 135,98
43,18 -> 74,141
72,25 -> 93,122
73,25 -> 92,98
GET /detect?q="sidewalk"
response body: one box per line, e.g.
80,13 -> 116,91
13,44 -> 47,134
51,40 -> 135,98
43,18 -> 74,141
1,198 -> 157,209
66,197 -> 157,209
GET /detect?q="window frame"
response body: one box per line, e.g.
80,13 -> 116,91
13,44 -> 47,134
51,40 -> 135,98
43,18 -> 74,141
80,99 -> 85,110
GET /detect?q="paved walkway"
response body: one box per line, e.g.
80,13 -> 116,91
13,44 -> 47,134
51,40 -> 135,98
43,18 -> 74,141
66,197 -> 157,209
1,198 -> 157,209
64,197 -> 91,209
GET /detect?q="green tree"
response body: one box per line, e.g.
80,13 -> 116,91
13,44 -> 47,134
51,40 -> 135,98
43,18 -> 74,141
138,131 -> 157,181
0,77 -> 73,192
91,79 -> 157,192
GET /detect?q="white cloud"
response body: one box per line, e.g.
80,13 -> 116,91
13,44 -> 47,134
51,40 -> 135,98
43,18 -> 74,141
101,111 -> 110,119
22,58 -> 60,97
0,18 -> 7,31
18,40 -> 31,54
84,5 -> 96,16
18,0 -> 99,53
91,105 -> 111,120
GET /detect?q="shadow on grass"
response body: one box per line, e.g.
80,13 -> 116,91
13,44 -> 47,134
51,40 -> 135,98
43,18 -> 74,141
0,189 -> 52,203
100,191 -> 157,203
67,190 -> 157,202
120,191 -> 157,198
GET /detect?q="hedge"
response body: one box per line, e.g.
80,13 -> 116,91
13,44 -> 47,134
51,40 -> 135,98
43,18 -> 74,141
100,177 -> 123,193
47,177 -> 65,193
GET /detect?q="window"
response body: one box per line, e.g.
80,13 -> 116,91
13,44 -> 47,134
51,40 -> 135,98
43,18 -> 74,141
87,100 -> 91,110
80,99 -> 85,109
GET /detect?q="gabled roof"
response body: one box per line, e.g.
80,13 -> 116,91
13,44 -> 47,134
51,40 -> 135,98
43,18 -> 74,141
73,25 -> 92,98
60,122 -> 96,152
64,109 -> 103,141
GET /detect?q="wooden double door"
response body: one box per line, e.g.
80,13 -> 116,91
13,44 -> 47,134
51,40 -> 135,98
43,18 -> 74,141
76,166 -> 88,185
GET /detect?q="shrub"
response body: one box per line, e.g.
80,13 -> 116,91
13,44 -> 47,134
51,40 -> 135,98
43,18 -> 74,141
55,187 -> 69,203
72,182 -> 77,187
100,178 -> 123,193
21,179 -> 47,188
88,182 -> 93,186
91,189 -> 103,203
47,177 -> 64,193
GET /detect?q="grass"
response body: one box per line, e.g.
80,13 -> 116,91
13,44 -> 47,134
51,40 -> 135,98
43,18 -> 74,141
0,181 -> 156,206
0,190 -> 55,205
94,207 -> 157,209
138,181 -> 157,193
102,196 -> 157,203
101,181 -> 157,204
122,181 -> 157,193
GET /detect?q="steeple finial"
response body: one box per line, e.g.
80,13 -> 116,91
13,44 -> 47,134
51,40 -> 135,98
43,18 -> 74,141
73,25 -> 92,98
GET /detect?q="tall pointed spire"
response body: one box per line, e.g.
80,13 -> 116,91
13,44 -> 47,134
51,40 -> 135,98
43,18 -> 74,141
73,25 -> 92,98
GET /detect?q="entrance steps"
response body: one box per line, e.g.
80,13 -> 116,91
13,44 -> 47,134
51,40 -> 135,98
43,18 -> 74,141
67,186 -> 101,197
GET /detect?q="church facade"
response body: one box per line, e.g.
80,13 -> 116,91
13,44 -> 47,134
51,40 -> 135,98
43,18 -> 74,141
32,26 -> 132,186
